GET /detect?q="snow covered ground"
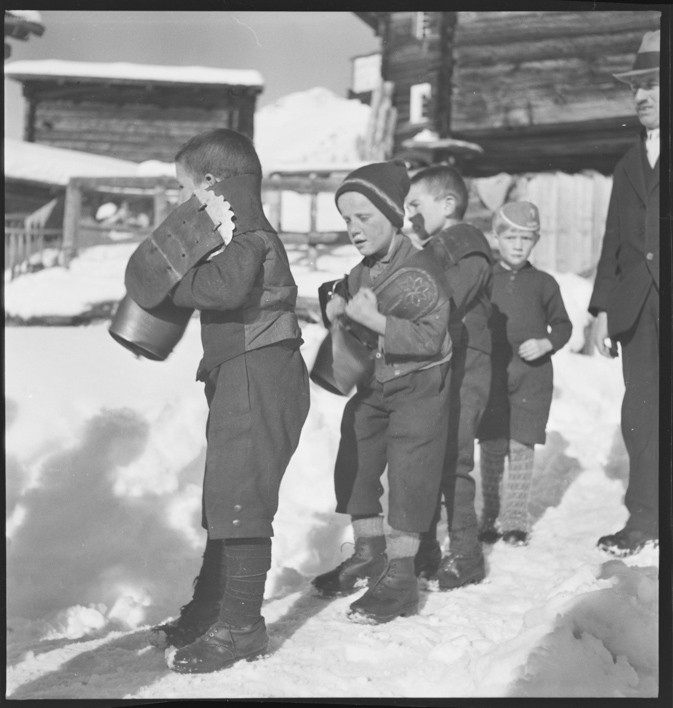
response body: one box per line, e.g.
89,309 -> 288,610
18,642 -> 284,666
5,236 -> 661,699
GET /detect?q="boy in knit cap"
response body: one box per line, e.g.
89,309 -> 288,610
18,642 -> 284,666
477,201 -> 571,545
405,165 -> 493,590
311,160 -> 453,624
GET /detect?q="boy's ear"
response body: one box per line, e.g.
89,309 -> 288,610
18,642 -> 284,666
442,194 -> 458,219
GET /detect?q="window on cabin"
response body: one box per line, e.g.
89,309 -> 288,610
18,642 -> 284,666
414,12 -> 432,40
409,83 -> 432,124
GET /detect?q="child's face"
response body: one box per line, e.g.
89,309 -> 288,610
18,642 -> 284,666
405,182 -> 455,237
337,191 -> 396,259
175,162 -> 209,204
495,228 -> 539,269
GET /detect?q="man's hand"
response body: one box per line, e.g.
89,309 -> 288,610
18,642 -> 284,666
345,288 -> 386,335
519,338 -> 553,361
325,294 -> 347,324
593,311 -> 613,358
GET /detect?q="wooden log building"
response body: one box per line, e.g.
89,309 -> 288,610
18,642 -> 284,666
4,59 -> 264,163
354,10 -> 661,176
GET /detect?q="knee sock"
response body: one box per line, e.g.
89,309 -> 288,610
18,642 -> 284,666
479,438 -> 507,529
352,515 -> 384,540
191,538 -> 226,604
218,538 -> 272,628
419,497 -> 442,547
386,528 -> 420,559
500,440 -> 535,533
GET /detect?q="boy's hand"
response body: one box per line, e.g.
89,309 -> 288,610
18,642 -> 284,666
325,294 -> 347,323
345,288 -> 386,335
519,338 -> 553,361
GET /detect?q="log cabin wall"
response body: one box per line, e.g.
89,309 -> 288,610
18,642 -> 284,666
449,10 -> 661,175
381,12 -> 456,147
378,10 -> 660,176
19,80 -> 260,163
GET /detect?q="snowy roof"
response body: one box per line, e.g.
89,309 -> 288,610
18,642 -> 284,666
5,10 -> 43,24
4,138 -> 142,186
4,59 -> 264,88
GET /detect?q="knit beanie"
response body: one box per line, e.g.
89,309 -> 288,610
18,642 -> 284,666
493,201 -> 540,236
335,159 -> 410,228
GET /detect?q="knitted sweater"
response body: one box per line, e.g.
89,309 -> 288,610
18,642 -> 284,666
489,261 -> 572,354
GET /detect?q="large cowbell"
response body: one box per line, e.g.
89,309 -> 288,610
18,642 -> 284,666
108,294 -> 193,361
310,247 -> 446,396
109,180 -> 235,361
310,322 -> 377,396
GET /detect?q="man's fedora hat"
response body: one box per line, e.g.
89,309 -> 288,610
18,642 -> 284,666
614,29 -> 660,83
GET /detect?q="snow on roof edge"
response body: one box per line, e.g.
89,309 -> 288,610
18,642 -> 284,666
5,138 -> 143,186
5,10 -> 43,25
4,59 -> 264,88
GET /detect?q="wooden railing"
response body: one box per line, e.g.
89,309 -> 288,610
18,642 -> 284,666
5,225 -> 63,280
8,174 -> 350,278
262,174 -> 351,269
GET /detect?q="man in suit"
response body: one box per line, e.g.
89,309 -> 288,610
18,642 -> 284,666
589,29 -> 660,556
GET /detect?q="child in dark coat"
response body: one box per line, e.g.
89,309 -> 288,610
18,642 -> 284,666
150,129 -> 310,673
405,166 -> 493,590
477,201 -> 572,546
311,161 -> 453,624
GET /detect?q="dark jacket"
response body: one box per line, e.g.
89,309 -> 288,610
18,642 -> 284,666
171,174 -> 302,377
428,223 -> 493,353
589,137 -> 659,338
345,233 -> 452,383
490,262 -> 572,355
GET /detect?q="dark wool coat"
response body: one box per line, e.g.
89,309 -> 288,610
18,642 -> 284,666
429,222 -> 494,354
478,262 -> 572,446
589,137 -> 659,337
589,137 -> 660,535
171,178 -> 309,538
424,223 -> 494,545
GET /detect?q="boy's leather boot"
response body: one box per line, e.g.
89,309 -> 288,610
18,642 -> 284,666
433,551 -> 485,591
414,506 -> 442,578
312,535 -> 387,597
170,618 -> 269,674
150,597 -> 221,649
347,557 -> 419,623
150,538 -> 225,648
414,533 -> 442,579
598,526 -> 658,557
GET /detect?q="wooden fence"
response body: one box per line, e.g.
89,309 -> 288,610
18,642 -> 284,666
262,174 -> 351,269
5,207 -> 64,280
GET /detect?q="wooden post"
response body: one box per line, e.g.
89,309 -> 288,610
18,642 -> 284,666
61,179 -> 82,267
37,229 -> 45,268
8,232 -> 17,280
308,191 -> 318,271
153,185 -> 169,227
264,188 -> 282,232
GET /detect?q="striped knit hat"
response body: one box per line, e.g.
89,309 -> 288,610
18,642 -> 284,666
335,159 -> 410,228
493,201 -> 540,236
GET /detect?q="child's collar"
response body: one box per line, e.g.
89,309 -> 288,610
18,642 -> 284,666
498,259 -> 530,273
207,174 -> 274,237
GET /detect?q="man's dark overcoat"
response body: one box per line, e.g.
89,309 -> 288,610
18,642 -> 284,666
589,135 -> 660,535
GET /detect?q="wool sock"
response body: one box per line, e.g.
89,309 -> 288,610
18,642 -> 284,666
499,439 -> 535,533
386,528 -> 420,559
218,538 -> 272,628
191,538 -> 226,604
479,438 -> 507,530
352,515 -> 384,539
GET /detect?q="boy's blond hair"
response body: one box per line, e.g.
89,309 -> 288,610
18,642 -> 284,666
175,128 -> 262,181
409,165 -> 469,220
